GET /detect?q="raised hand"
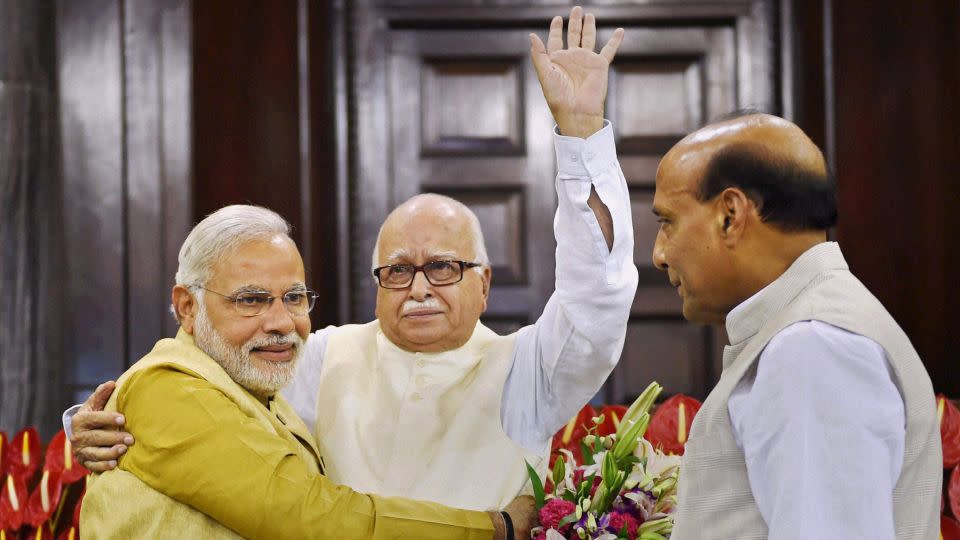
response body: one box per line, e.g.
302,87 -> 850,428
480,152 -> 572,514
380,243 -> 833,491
70,381 -> 135,472
530,6 -> 624,138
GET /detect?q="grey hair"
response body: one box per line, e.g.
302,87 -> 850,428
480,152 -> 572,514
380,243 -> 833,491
176,204 -> 292,289
370,195 -> 490,277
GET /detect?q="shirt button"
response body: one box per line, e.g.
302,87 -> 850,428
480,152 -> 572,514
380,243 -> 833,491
411,392 -> 423,401
570,155 -> 579,162
416,375 -> 428,387
416,359 -> 425,368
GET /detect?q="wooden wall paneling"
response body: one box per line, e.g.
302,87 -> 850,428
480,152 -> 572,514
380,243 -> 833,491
609,321 -> 708,404
56,0 -> 127,403
831,0 -> 960,395
0,0 -> 63,435
191,1 -> 302,240
124,0 -> 170,364
159,0 -> 193,337
386,27 -> 556,331
305,0 -> 343,327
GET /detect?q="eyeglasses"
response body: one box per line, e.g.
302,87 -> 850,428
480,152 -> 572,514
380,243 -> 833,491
195,286 -> 318,317
372,260 -> 482,289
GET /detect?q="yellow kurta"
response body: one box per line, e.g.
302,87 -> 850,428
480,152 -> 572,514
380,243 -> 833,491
80,330 -> 494,539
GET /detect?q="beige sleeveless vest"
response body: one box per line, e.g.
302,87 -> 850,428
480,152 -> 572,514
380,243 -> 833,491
672,243 -> 941,540
315,321 -> 548,510
81,330 -> 322,539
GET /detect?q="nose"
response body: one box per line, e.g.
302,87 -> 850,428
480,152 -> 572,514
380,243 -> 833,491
408,269 -> 433,301
260,295 -> 297,335
652,229 -> 668,271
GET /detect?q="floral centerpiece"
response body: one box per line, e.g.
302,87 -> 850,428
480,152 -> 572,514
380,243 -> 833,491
527,382 -> 680,540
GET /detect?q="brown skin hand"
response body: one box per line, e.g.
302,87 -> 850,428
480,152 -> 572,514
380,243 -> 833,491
651,114 -> 829,325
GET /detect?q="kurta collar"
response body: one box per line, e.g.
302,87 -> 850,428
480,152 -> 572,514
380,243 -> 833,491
374,320 -> 495,368
724,242 -> 848,349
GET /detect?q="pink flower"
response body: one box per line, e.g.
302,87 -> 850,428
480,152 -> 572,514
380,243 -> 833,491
539,498 -> 577,533
605,511 -> 639,540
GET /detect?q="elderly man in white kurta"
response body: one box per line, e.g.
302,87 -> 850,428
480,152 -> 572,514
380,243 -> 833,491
67,7 -> 637,511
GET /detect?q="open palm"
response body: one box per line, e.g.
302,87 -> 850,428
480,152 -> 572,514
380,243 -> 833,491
530,7 -> 624,130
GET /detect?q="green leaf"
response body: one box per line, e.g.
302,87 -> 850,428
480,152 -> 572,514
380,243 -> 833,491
558,512 -> 580,528
552,455 -> 566,493
580,441 -> 595,465
617,382 -> 662,439
525,460 -> 546,510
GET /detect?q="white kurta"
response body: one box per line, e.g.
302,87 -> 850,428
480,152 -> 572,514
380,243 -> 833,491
280,122 -> 638,509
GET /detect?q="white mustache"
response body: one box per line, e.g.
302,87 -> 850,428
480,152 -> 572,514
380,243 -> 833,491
402,298 -> 442,314
243,332 -> 303,354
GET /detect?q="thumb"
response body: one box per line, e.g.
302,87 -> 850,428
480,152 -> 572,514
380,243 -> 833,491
84,380 -> 117,412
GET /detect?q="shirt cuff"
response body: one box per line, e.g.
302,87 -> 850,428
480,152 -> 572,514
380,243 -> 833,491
62,404 -> 82,440
553,120 -> 616,177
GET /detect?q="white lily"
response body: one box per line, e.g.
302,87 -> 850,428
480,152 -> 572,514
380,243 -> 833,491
634,438 -> 681,479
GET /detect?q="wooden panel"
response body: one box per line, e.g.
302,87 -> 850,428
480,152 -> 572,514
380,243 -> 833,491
832,0 -> 960,394
57,0 -> 127,387
192,0 -> 302,239
608,321 -> 710,404
613,56 -> 703,154
421,59 -> 523,155
0,0 -> 63,435
427,187 -> 527,286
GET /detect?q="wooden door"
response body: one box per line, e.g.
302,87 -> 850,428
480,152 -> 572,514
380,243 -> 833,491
347,1 -> 776,402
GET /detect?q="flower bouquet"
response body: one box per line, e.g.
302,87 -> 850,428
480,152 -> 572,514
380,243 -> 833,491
527,382 -> 680,540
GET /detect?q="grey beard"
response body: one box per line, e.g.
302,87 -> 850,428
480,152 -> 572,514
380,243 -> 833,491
193,304 -> 303,397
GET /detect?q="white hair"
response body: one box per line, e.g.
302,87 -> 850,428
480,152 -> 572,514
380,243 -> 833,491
176,205 -> 292,289
370,195 -> 490,277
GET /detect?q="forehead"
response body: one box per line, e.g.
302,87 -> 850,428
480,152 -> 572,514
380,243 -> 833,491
209,236 -> 305,289
653,146 -> 709,213
379,207 -> 475,261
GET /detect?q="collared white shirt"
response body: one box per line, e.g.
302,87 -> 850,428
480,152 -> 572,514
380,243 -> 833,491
280,121 -> 639,454
726,257 -> 905,540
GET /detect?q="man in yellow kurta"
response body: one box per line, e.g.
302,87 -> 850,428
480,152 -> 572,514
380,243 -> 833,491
79,206 -> 532,539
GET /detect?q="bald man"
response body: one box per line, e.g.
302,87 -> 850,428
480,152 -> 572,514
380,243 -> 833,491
652,112 -> 941,539
68,6 -> 638,514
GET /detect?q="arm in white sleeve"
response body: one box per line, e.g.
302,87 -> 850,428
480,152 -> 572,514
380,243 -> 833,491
501,121 -> 638,452
62,404 -> 83,439
728,321 -> 904,540
279,325 -> 335,437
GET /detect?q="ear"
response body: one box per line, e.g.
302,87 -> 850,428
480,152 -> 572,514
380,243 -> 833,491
717,187 -> 753,245
479,266 -> 492,311
172,285 -> 199,334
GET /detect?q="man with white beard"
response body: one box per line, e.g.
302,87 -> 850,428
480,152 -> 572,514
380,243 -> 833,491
79,204 -> 535,539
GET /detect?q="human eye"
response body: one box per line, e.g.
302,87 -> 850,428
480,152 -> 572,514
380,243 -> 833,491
388,264 -> 414,276
236,293 -> 271,306
283,291 -> 307,306
426,260 -> 458,279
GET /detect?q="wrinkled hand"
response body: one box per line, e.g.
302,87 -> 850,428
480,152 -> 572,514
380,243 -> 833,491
503,495 -> 537,539
530,6 -> 624,138
70,381 -> 135,472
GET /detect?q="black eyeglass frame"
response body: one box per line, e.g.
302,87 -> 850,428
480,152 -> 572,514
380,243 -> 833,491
372,260 -> 483,289
194,286 -> 319,317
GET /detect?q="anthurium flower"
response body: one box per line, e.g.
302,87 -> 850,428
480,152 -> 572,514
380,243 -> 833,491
942,514 -> 960,540
24,470 -> 63,528
57,524 -> 79,540
551,404 -> 597,465
949,465 -> 960,521
5,428 -> 41,482
0,474 -> 28,531
938,394 -> 960,469
43,432 -> 87,485
645,394 -> 702,455
0,432 -> 7,478
596,405 -> 627,437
